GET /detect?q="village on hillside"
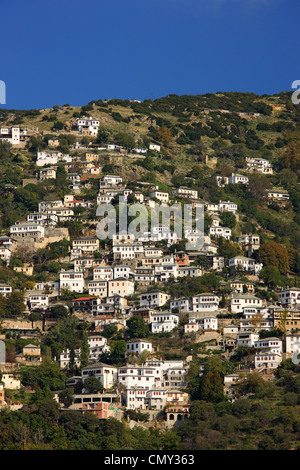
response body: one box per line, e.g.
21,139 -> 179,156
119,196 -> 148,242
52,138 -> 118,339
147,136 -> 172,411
0,102 -> 299,448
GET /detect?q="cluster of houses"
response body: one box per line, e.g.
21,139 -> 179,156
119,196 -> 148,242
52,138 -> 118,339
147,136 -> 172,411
0,123 -> 297,425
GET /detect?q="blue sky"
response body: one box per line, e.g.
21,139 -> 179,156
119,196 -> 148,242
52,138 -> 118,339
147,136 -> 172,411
0,0 -> 299,109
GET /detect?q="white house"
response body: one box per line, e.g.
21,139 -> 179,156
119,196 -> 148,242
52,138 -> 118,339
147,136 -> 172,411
155,262 -> 178,282
267,190 -> 289,202
170,297 -> 191,313
77,117 -> 99,136
10,223 -> 45,241
209,226 -> 232,240
124,388 -> 149,410
34,281 -> 60,292
1,373 -> 21,390
93,267 -> 113,281
231,293 -> 263,314
246,157 -> 273,174
253,338 -> 282,355
285,333 -> 300,355
74,257 -> 94,273
113,243 -> 144,260
173,187 -> 198,200
27,213 -> 58,226
149,143 -> 161,152
138,226 -> 178,246
151,313 -> 179,333
0,284 -> 12,297
88,336 -> 110,360
28,293 -> 49,310
229,256 -> 263,275
278,288 -> 300,307
218,201 -> 237,214
113,266 -> 132,279
38,200 -> 63,212
150,190 -> 169,204
216,173 -> 249,187
191,293 -> 219,313
254,352 -> 282,370
139,291 -> 170,308
72,237 -> 99,254
100,175 -> 122,186
148,389 -> 187,410
126,340 -> 153,357
90,265 -> 126,281
39,168 -> 57,180
60,270 -> 85,293
107,278 -> 134,297
97,194 -> 114,205
228,173 -> 249,185
118,366 -> 159,390
184,316 -> 218,333
87,280 -> 108,298
81,363 -> 118,389
60,348 -> 81,369
134,267 -> 155,285
88,335 -> 109,349
112,232 -> 136,245
177,266 -> 203,278
0,126 -> 27,146
236,331 -> 259,348
36,151 -> 72,167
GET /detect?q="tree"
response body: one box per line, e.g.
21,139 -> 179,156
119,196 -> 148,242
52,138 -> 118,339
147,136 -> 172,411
80,330 -> 89,368
259,265 -> 282,288
218,238 -> 242,259
5,291 -> 26,317
52,121 -> 64,131
200,371 -> 224,402
278,309 -> 288,336
250,310 -> 265,331
126,316 -> 149,339
56,165 -> 68,190
188,400 -> 217,424
83,376 -> 104,394
27,136 -> 46,153
100,325 -> 118,339
235,372 -> 274,398
69,346 -> 76,374
114,132 -> 135,150
97,127 -> 109,145
258,242 -> 290,275
220,211 -> 236,230
110,340 -> 126,359
51,305 -> 68,319
247,173 -> 271,202
58,388 -> 74,408
231,398 -> 251,417
13,187 -> 40,212
278,131 -> 300,173
21,359 -> 67,391
156,126 -> 172,145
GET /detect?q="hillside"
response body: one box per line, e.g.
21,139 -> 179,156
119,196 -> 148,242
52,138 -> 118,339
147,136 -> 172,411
0,92 -> 299,451
0,91 -> 299,254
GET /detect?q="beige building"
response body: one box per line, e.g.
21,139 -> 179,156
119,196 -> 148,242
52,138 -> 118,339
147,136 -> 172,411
16,344 -> 42,364
0,383 -> 5,408
13,264 -> 34,276
1,373 -> 21,390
